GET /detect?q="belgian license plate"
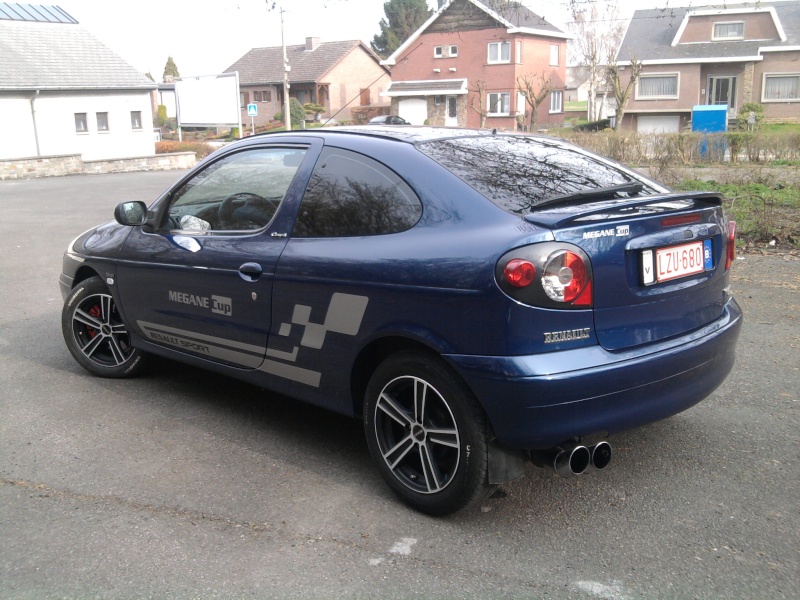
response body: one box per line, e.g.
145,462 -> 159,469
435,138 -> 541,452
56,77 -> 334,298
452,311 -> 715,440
642,240 -> 711,285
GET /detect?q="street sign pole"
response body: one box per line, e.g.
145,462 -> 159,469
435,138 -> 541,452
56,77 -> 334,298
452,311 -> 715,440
246,103 -> 258,136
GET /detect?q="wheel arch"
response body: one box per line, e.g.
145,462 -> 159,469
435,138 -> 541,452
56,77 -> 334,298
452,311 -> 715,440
72,265 -> 103,288
350,336 -> 452,419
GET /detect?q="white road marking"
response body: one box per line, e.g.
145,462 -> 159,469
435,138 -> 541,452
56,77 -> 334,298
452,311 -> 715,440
574,581 -> 630,599
389,538 -> 417,555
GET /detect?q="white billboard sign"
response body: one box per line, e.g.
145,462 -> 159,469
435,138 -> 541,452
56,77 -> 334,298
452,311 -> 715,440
175,72 -> 241,127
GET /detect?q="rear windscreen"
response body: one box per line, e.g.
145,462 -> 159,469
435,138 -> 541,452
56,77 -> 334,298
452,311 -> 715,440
418,135 -> 659,214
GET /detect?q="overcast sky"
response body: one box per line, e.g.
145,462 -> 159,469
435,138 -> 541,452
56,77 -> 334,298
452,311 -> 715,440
56,0 -> 743,80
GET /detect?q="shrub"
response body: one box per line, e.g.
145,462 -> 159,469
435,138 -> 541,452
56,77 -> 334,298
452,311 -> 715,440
155,141 -> 215,159
274,98 -> 307,128
736,102 -> 765,131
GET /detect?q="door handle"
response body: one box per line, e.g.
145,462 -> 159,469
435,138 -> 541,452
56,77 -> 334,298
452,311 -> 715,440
238,262 -> 263,281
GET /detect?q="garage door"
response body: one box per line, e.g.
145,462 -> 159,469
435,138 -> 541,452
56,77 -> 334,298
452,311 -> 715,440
637,115 -> 680,133
398,99 -> 428,126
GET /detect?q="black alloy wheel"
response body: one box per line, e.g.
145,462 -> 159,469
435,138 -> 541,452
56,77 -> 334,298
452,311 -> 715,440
62,277 -> 147,378
364,351 -> 495,515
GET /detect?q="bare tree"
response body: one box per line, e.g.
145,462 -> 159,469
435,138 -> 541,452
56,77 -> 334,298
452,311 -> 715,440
607,56 -> 643,131
569,1 -> 625,121
469,80 -> 490,129
516,72 -> 553,131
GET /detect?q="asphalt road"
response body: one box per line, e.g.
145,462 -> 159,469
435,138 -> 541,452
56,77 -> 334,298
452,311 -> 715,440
1,171 -> 798,599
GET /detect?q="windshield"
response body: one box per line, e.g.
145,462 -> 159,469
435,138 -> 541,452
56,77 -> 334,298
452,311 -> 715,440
418,135 -> 659,214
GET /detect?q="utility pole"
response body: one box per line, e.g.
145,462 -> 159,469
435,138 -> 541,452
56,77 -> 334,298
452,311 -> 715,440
281,8 -> 291,131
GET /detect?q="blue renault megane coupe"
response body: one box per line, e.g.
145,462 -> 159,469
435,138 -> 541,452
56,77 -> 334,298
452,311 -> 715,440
60,127 -> 742,514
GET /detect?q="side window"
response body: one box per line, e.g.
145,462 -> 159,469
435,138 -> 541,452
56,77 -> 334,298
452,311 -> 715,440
166,147 -> 308,232
293,148 -> 422,238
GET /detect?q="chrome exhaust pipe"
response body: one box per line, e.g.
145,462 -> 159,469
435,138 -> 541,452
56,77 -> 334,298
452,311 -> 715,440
529,444 -> 591,477
588,441 -> 612,471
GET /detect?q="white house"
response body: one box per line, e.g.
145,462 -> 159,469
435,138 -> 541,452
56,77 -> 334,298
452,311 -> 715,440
0,3 -> 157,161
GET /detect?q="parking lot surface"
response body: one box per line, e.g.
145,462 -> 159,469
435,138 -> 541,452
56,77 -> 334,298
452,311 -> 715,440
1,171 -> 798,599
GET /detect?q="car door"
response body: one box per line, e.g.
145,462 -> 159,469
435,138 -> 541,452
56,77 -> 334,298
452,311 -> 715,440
116,143 -> 316,369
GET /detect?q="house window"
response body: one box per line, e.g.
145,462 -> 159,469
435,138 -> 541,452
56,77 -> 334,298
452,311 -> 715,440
549,90 -> 563,113
74,113 -> 88,133
434,95 -> 445,106
262,90 -> 271,102
487,92 -> 510,116
637,74 -> 679,99
487,41 -> 510,64
254,91 -> 262,102
240,92 -> 249,108
360,88 -> 371,106
434,45 -> 457,58
762,74 -> 799,102
713,21 -> 744,40
130,111 -> 142,130
550,44 -> 559,66
96,112 -> 109,131
516,41 -> 522,64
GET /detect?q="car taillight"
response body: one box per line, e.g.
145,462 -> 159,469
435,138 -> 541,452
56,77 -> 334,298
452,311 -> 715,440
496,243 -> 593,309
542,250 -> 592,306
725,221 -> 736,270
504,259 -> 536,287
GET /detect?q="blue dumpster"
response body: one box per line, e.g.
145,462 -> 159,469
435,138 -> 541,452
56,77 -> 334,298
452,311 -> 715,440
693,105 -> 727,159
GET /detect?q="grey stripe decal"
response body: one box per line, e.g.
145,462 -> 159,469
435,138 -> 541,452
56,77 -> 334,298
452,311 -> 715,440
136,292 -> 369,390
258,359 -> 321,387
137,321 -> 264,368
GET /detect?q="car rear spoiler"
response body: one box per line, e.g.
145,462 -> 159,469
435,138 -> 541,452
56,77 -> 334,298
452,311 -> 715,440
523,192 -> 725,229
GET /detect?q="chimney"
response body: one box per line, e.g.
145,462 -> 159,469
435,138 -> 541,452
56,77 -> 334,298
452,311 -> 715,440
305,37 -> 321,51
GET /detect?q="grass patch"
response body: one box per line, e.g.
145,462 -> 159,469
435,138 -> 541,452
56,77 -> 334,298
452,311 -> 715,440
674,179 -> 799,248
760,122 -> 800,134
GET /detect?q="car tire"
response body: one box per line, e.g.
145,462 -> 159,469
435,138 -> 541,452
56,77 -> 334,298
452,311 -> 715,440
61,276 -> 147,378
364,351 -> 496,515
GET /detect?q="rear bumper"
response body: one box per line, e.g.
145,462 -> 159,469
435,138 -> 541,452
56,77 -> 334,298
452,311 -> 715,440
446,298 -> 742,449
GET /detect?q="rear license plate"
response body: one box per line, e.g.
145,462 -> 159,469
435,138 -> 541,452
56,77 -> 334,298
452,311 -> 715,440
642,240 -> 711,285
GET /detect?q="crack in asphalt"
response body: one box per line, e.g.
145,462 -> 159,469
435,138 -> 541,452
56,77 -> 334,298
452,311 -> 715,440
2,477 -> 272,532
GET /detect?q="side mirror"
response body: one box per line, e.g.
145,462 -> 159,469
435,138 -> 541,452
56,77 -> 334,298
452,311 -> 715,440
114,201 -> 147,226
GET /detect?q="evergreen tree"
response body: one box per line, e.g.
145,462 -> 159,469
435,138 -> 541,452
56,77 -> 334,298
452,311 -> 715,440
371,0 -> 432,58
162,56 -> 180,81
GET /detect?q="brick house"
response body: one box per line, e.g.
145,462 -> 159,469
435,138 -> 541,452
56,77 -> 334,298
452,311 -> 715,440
224,38 -> 390,126
380,0 -> 569,129
615,1 -> 800,132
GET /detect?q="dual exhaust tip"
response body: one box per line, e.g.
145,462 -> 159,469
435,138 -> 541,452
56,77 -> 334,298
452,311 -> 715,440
530,441 -> 612,477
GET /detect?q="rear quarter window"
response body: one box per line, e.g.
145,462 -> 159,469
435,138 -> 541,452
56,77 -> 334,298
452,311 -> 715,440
293,148 -> 422,237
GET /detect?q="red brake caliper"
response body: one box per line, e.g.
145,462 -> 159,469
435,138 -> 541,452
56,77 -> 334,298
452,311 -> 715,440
86,304 -> 102,338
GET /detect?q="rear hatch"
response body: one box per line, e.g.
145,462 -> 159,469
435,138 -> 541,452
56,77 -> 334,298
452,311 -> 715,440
526,192 -> 730,351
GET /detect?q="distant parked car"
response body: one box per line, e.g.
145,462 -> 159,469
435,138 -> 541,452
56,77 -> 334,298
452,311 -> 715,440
368,115 -> 410,125
60,126 -> 741,515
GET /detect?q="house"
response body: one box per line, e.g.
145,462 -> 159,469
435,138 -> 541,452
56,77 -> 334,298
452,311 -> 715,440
615,1 -> 800,133
380,0 -> 569,129
0,2 -> 157,161
224,38 -> 390,126
565,65 -> 616,121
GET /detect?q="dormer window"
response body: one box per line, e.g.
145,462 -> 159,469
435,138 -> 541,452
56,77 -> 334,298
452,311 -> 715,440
713,21 -> 744,40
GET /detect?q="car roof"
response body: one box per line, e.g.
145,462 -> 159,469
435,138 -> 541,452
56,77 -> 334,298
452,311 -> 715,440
247,125 -> 552,146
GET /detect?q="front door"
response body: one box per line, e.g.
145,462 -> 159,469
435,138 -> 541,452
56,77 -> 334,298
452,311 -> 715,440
116,144 -> 314,369
445,96 -> 458,127
708,76 -> 737,114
